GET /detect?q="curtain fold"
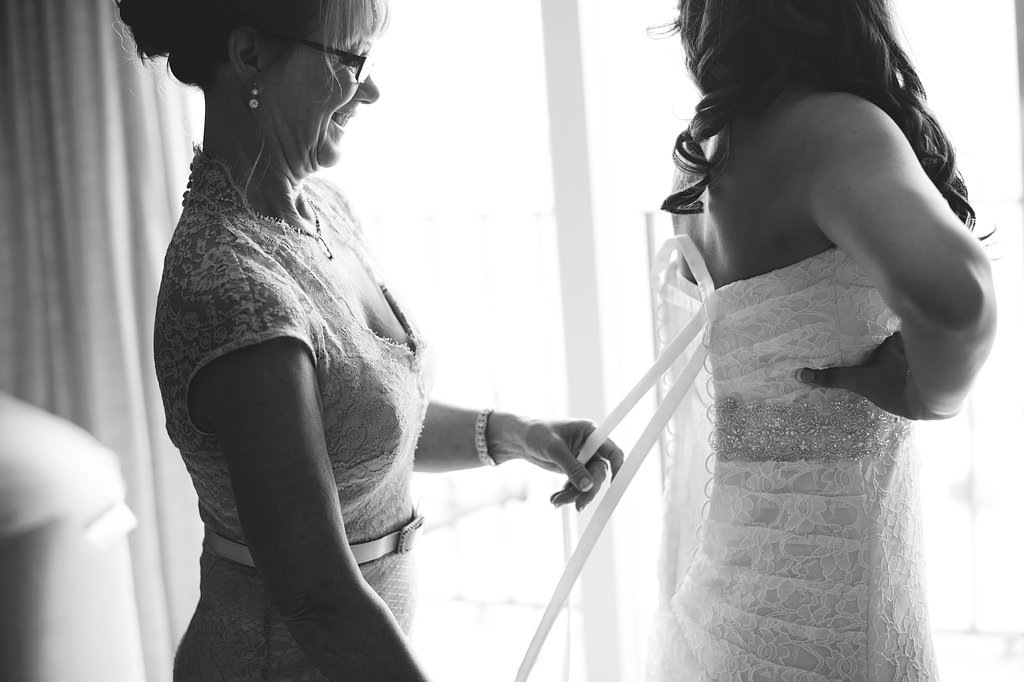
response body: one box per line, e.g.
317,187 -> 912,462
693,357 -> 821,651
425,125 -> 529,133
0,1 -> 203,679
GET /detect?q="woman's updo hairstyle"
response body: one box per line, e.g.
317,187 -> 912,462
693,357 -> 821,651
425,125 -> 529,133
116,0 -> 387,90
662,0 -> 976,233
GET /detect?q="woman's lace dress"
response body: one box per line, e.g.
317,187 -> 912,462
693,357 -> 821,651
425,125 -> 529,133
154,151 -> 434,681
647,238 -> 938,681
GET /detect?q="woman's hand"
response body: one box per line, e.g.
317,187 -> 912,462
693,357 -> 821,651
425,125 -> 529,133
489,413 -> 624,512
797,332 -> 953,420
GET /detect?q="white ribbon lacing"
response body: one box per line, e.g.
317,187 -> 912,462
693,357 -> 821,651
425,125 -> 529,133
516,235 -> 716,681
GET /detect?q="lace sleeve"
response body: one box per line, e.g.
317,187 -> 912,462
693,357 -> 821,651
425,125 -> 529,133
154,219 -> 319,449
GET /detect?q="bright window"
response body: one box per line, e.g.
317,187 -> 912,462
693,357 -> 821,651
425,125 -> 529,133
897,1 -> 1024,678
323,0 -> 579,679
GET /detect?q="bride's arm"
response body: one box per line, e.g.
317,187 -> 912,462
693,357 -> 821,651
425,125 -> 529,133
798,93 -> 996,419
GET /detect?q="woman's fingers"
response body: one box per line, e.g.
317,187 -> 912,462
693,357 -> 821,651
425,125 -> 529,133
549,481 -> 574,505
550,457 -> 611,510
797,333 -> 918,419
552,443 -> 595,494
545,420 -> 622,509
594,437 -> 624,479
574,457 -> 610,511
798,366 -> 861,393
545,420 -> 609,493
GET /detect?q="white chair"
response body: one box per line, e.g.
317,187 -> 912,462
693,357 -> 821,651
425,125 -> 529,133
0,392 -> 146,682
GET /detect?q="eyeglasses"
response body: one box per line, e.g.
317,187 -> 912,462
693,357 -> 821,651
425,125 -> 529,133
290,37 -> 374,84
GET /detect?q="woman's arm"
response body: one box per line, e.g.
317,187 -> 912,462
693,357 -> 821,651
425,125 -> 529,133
189,337 -> 431,681
797,93 -> 996,418
414,402 -> 623,511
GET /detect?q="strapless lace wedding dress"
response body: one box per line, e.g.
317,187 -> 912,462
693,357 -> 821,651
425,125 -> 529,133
647,237 -> 938,681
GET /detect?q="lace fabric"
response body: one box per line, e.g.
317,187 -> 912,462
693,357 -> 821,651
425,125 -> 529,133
154,150 -> 435,679
647,241 -> 937,681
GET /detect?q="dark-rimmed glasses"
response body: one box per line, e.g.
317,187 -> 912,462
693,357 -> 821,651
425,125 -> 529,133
289,37 -> 374,84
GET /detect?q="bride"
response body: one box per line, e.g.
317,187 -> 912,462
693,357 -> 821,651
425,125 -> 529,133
647,0 -> 996,679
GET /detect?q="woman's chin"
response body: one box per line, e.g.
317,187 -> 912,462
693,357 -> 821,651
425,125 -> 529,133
321,120 -> 353,163
315,141 -> 343,169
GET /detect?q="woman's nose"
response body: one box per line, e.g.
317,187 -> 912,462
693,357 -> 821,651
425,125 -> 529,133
356,77 -> 380,104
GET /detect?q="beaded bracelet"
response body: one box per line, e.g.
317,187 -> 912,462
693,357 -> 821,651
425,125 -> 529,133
475,408 -> 497,467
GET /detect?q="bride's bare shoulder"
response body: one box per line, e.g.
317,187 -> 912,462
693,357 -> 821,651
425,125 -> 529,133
738,89 -> 913,188
774,89 -> 892,123
771,90 -> 906,153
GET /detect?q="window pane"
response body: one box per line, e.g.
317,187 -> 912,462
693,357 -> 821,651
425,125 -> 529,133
321,1 -> 576,679
897,0 -> 1022,202
895,1 -> 1024,676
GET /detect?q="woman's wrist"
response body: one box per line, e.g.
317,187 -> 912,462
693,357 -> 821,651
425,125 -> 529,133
474,408 -> 497,466
483,410 -> 528,466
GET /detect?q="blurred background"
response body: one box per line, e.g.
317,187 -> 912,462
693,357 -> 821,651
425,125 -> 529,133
1,0 -> 1022,680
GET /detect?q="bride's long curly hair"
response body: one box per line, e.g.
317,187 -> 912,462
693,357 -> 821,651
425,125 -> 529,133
661,0 -> 976,232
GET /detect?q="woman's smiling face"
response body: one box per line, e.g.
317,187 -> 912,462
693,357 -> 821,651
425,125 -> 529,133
256,33 -> 380,176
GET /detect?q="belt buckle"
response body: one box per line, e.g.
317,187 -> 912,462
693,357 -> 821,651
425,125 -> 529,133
396,514 -> 424,554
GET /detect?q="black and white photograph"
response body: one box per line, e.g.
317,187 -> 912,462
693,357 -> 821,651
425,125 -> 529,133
1,0 -> 1022,680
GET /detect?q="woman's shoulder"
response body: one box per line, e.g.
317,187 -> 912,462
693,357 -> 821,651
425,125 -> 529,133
172,204 -> 239,248
769,89 -> 907,156
159,209 -> 299,315
772,89 -> 891,124
167,209 -> 255,271
155,212 -> 315,380
733,88 -> 913,189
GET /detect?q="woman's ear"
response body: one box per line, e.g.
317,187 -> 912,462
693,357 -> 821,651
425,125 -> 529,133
226,27 -> 262,83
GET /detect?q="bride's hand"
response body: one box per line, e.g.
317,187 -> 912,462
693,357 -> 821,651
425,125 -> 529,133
491,414 -> 623,511
797,332 -> 946,420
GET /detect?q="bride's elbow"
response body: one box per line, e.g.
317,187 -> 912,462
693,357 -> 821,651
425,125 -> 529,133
943,252 -> 996,335
894,249 -> 997,338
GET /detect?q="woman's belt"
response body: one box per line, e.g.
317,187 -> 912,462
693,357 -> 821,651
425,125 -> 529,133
203,514 -> 425,568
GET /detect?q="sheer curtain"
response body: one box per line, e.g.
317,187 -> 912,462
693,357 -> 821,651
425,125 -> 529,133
0,1 -> 202,679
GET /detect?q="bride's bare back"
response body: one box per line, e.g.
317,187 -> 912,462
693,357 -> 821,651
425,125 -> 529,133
676,89 -> 836,289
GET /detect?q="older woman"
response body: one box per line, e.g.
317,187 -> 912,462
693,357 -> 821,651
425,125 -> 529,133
115,0 -> 621,679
